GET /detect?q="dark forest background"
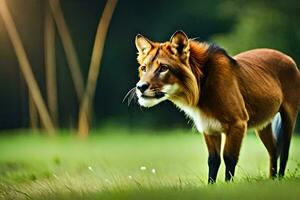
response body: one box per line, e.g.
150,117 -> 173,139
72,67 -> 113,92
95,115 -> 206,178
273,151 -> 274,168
0,0 -> 299,132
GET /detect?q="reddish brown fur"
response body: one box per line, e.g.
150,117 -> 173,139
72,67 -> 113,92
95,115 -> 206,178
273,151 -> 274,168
134,31 -> 300,182
190,42 -> 300,180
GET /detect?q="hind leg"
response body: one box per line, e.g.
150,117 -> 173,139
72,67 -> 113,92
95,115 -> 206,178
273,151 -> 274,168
278,106 -> 297,177
256,124 -> 278,177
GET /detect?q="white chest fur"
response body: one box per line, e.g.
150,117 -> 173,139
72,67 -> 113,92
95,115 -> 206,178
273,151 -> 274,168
173,101 -> 223,133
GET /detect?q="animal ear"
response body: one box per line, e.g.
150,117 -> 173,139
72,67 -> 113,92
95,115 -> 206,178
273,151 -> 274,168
170,30 -> 189,56
135,34 -> 153,55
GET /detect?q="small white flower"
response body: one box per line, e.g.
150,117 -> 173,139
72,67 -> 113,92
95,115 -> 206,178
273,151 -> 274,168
128,175 -> 133,179
53,173 -> 59,179
151,168 -> 156,174
140,166 -> 147,171
88,166 -> 94,172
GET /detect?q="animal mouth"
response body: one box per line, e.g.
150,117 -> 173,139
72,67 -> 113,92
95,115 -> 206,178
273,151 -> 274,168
142,92 -> 165,99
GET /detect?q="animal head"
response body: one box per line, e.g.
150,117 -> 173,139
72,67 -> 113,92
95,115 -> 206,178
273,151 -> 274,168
134,30 -> 202,108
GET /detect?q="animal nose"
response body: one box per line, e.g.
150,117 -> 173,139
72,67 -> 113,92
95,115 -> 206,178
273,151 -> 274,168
136,82 -> 149,93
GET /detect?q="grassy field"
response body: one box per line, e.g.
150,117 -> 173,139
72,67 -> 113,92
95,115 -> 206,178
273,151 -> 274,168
0,128 -> 299,200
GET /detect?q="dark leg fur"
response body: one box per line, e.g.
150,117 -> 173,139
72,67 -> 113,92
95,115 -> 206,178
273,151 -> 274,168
223,121 -> 246,182
208,154 -> 221,183
278,108 -> 296,177
223,154 -> 237,181
204,134 -> 221,184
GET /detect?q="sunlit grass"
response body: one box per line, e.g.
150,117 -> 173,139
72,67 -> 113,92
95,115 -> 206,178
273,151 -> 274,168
0,128 -> 299,199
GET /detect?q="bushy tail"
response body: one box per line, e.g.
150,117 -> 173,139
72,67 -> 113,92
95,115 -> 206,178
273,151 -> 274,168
271,113 -> 284,157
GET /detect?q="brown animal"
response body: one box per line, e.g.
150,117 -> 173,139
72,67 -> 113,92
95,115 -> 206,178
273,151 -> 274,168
131,30 -> 300,183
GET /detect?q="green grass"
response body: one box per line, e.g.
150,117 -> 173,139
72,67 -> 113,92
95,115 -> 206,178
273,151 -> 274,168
0,128 -> 299,200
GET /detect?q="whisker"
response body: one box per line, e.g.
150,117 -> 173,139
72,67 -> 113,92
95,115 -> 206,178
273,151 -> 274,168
133,94 -> 138,102
123,87 -> 139,107
122,87 -> 136,104
139,105 -> 144,112
190,37 -> 200,41
127,89 -> 136,106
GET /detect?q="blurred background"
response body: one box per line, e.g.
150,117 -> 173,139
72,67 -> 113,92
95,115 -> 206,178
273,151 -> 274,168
0,0 -> 299,134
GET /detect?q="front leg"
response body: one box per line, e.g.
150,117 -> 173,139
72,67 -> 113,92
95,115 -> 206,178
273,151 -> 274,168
223,121 -> 247,181
204,133 -> 221,184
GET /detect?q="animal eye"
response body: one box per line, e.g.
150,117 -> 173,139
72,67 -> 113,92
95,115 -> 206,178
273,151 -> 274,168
140,66 -> 146,72
159,65 -> 169,73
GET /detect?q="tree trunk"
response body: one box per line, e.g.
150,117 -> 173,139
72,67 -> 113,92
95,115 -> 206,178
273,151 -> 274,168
45,2 -> 58,126
78,0 -> 118,138
48,0 -> 84,101
29,93 -> 39,130
0,0 -> 55,134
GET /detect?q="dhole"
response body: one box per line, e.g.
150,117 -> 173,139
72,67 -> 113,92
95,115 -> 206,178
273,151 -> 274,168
130,30 -> 300,183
